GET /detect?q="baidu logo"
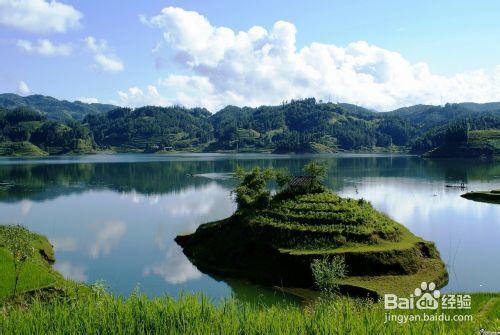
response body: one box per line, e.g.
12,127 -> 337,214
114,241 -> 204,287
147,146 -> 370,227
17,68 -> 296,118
384,281 -> 471,310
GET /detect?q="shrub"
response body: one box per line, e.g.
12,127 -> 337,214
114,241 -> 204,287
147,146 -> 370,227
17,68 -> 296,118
311,256 -> 347,295
0,225 -> 35,297
233,167 -> 274,211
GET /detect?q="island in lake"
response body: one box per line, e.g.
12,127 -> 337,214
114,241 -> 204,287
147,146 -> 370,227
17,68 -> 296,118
461,189 -> 500,204
176,164 -> 448,299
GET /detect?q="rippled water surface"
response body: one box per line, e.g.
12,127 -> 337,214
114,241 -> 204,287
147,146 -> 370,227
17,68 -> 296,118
0,153 -> 498,300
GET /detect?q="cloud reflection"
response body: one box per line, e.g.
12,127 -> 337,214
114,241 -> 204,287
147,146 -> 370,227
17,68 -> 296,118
54,261 -> 87,282
143,244 -> 202,284
161,182 -> 231,217
339,178 -> 500,227
20,200 -> 32,215
89,220 -> 127,258
51,236 -> 78,252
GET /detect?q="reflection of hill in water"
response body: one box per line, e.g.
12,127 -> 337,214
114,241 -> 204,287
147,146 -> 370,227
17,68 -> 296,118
0,155 -> 498,202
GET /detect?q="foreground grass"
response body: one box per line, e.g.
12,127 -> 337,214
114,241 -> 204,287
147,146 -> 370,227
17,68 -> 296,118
0,291 -> 499,334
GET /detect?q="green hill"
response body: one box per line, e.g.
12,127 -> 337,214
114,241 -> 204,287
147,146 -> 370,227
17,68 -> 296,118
0,94 -> 116,121
83,105 -> 214,151
208,99 -> 500,153
0,107 -> 95,156
425,129 -> 500,158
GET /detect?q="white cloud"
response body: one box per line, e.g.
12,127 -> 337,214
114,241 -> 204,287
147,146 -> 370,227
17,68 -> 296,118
94,54 -> 124,73
0,0 -> 82,34
117,85 -> 168,107
76,97 -> 99,104
135,7 -> 500,112
85,36 -> 124,73
17,39 -> 72,56
89,220 -> 127,258
17,81 -> 30,95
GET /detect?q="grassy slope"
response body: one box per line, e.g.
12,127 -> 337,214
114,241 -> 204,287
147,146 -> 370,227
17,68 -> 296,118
0,226 -> 57,298
0,226 -> 89,301
0,141 -> 47,156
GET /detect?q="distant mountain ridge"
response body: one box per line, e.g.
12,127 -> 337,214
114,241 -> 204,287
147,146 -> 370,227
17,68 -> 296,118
0,93 -> 116,121
1,94 -> 500,156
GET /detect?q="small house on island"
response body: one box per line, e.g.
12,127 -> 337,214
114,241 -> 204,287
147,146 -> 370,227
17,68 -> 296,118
286,176 -> 315,189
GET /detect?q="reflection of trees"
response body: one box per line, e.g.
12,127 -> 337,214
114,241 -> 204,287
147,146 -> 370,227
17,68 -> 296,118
0,156 -> 498,202
0,160 -> 231,202
198,274 -> 302,306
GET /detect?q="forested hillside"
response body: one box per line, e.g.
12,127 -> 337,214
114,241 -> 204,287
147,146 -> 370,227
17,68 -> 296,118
0,94 -> 116,122
0,107 -> 94,155
83,106 -> 213,151
0,95 -> 499,155
206,99 -> 500,153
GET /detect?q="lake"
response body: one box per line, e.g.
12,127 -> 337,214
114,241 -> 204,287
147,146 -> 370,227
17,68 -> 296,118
0,153 -> 499,302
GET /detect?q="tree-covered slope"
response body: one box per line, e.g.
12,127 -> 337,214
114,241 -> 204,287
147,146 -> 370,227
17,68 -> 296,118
0,94 -> 116,121
208,99 -> 500,153
1,93 -> 499,155
84,105 -> 214,151
208,98 -> 415,152
0,107 -> 94,155
390,102 -> 500,131
424,129 -> 500,158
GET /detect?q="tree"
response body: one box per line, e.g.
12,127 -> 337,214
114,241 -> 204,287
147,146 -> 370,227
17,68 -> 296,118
444,121 -> 469,145
2,225 -> 34,297
275,168 -> 291,188
232,167 -> 274,211
304,161 -> 327,180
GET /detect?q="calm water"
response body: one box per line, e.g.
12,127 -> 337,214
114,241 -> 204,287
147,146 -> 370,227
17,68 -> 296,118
0,153 -> 499,300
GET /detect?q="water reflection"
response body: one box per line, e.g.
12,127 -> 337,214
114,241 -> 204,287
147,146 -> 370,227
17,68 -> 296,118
0,154 -> 498,301
89,220 -> 127,259
51,236 -> 78,252
55,261 -> 88,282
143,244 -> 202,284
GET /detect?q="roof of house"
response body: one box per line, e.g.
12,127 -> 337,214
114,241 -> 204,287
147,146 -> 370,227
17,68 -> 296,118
287,176 -> 315,187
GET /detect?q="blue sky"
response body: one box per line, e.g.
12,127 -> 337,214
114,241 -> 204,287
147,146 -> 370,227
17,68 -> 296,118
1,0 -> 500,111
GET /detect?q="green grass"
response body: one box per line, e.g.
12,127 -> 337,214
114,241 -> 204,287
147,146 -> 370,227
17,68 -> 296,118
0,226 -> 58,299
342,258 -> 447,297
283,225 -> 421,254
0,292 -> 498,334
0,249 -> 56,298
250,192 -> 403,247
